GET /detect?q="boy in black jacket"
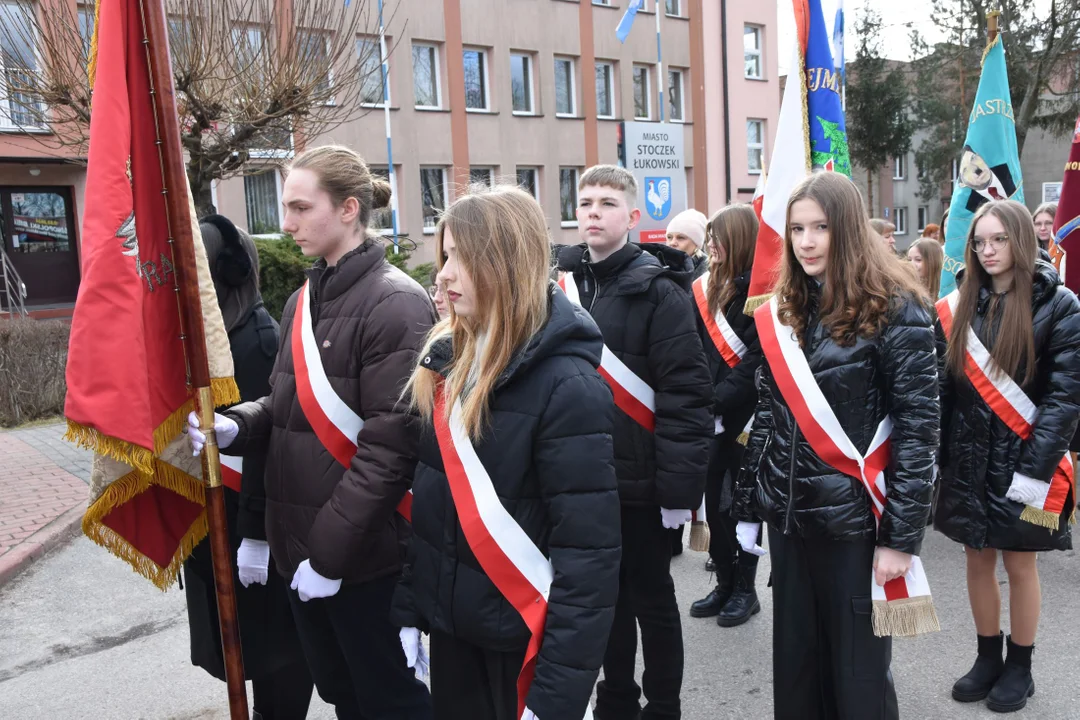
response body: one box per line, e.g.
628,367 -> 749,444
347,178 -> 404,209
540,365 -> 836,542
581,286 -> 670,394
557,165 -> 712,720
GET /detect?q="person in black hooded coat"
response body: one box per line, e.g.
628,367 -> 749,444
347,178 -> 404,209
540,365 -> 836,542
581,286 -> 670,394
934,200 -> 1080,713
391,186 -> 621,720
183,214 -> 313,720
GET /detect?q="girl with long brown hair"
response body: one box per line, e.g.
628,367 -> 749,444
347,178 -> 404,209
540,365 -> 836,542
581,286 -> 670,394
935,200 -> 1080,713
391,186 -> 621,720
733,171 -> 939,719
687,204 -> 764,629
907,237 -> 945,299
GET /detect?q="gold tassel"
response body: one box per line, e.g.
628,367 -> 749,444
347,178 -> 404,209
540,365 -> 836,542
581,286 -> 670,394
87,0 -> 102,89
743,294 -> 772,316
1019,505 -> 1062,532
211,376 -> 242,407
64,420 -> 155,475
688,521 -> 711,552
872,597 -> 941,638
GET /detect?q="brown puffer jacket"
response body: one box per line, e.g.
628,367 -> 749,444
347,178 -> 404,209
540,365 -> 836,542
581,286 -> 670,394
225,240 -> 437,584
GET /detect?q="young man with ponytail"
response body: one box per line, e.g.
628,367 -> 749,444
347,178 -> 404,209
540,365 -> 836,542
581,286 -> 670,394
557,165 -> 713,720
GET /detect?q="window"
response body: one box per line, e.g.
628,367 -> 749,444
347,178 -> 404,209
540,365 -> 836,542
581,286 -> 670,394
244,169 -> 281,235
665,0 -> 681,15
77,4 -> 95,58
554,57 -> 576,117
632,65 -> 651,120
517,167 -> 539,200
167,16 -> 193,69
510,53 -> 534,114
895,207 -> 908,235
463,48 -> 489,111
744,25 -> 763,79
413,43 -> 441,108
469,167 -> 493,188
9,191 -> 71,253
592,0 -> 611,5
231,26 -> 266,88
357,38 -> 387,106
298,30 -> 332,99
747,119 -> 765,174
595,61 -> 614,119
668,68 -> 684,122
369,166 -> 393,233
893,155 -> 907,180
917,206 -> 929,233
0,1 -> 43,128
420,167 -> 447,232
560,168 -> 579,226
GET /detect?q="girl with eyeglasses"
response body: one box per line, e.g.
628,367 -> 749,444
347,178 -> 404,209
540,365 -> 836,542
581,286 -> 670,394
935,199 -> 1080,713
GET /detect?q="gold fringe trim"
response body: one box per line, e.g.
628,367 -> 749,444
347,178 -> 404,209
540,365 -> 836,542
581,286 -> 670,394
689,521 -> 711,552
799,49 -> 811,173
64,420 -> 155,475
1019,504 -> 1062,532
981,34 -> 1001,67
87,0 -> 101,89
737,431 -> 750,447
872,597 -> 941,638
82,459 -> 208,591
211,376 -> 242,407
151,377 -> 241,454
743,294 -> 771,316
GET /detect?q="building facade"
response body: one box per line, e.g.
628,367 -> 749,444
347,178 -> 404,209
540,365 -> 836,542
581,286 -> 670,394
0,0 -> 780,307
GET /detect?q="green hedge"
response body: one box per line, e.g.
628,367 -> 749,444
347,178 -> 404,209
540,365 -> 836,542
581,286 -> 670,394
253,236 -> 434,321
0,319 -> 69,427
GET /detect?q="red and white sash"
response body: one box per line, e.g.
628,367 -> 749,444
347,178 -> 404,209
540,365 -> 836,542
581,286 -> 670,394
221,455 -> 243,493
755,297 -> 938,637
692,272 -> 748,369
292,280 -> 413,521
433,383 -> 552,720
937,291 -> 1075,528
557,274 -> 656,432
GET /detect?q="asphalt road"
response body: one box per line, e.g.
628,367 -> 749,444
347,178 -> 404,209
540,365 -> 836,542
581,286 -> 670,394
1,530 -> 1077,719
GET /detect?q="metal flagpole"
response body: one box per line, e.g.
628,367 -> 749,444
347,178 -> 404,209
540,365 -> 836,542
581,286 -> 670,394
377,0 -> 400,253
656,0 -> 664,121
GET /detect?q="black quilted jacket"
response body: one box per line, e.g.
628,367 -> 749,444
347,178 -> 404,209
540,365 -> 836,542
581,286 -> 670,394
934,262 -> 1080,551
733,287 -> 940,555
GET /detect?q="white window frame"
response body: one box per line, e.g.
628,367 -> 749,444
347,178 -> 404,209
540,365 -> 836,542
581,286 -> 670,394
412,42 -> 442,109
243,168 -> 284,237
420,166 -> 448,234
516,166 -> 540,201
595,61 -> 615,119
559,167 -> 579,228
357,36 -> 388,108
632,64 -> 652,120
747,119 -> 765,175
917,206 -> 929,233
665,0 -> 682,17
668,68 -> 685,123
463,47 -> 491,112
895,207 -> 908,236
510,52 -> 535,116
744,25 -> 763,80
0,0 -> 45,130
893,155 -> 907,180
298,29 -> 334,105
469,166 -> 494,188
368,165 -> 395,236
554,56 -> 577,118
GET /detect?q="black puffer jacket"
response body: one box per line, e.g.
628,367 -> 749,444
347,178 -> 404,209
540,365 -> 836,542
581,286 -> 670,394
390,288 -> 621,720
935,262 -> 1080,551
556,242 -> 713,510
696,269 -> 761,436
733,288 -> 939,555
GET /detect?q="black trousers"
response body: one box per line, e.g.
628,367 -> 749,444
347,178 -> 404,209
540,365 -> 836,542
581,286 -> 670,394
706,436 -> 759,582
286,574 -> 432,720
429,630 -> 525,720
251,662 -> 314,720
768,526 -> 899,720
595,505 -> 683,720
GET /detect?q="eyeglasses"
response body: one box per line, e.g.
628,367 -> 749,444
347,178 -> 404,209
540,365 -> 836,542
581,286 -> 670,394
971,234 -> 1008,253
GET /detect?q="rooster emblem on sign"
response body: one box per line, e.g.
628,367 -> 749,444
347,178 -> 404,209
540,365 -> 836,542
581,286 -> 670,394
646,178 -> 672,221
116,212 -> 143,277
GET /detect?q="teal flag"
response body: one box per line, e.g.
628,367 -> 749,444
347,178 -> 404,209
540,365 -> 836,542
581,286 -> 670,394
940,38 -> 1023,297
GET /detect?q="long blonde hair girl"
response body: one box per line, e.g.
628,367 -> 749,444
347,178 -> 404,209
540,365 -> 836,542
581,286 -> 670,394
910,237 -> 944,300
705,204 -> 757,316
405,186 -> 551,440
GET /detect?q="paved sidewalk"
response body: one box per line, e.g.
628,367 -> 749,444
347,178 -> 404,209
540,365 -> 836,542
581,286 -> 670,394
0,421 -> 92,587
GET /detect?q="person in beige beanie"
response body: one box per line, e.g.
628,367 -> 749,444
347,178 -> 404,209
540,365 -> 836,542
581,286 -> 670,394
666,209 -> 709,278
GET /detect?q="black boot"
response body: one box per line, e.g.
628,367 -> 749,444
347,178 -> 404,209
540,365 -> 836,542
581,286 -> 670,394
690,581 -> 732,618
716,557 -> 760,627
986,636 -> 1035,713
951,632 -> 1005,702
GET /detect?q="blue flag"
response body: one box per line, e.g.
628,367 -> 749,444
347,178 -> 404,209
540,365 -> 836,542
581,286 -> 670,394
805,0 -> 850,176
939,38 -> 1023,297
616,0 -> 644,44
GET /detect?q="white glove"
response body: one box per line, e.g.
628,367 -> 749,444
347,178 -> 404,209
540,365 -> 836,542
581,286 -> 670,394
290,559 -> 342,602
736,521 -> 767,557
713,416 -> 725,435
1006,472 -> 1050,507
398,627 -> 430,681
185,411 -> 239,456
521,708 -> 538,720
236,538 -> 270,588
660,508 -> 692,529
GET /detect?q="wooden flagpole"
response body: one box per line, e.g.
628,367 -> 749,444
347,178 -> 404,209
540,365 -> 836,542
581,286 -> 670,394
136,1 -> 249,717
